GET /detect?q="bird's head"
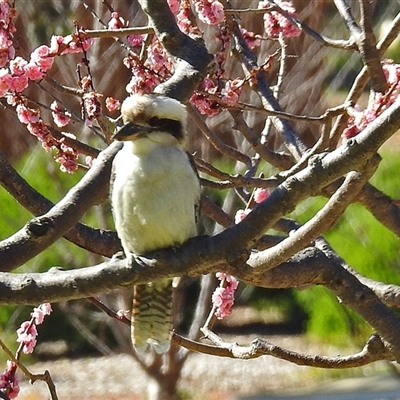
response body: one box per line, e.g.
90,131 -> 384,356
112,94 -> 187,146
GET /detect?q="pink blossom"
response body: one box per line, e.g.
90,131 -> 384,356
49,35 -> 64,54
56,151 -> 79,174
234,208 -> 251,224
127,34 -> 144,47
31,303 -> 52,325
105,96 -> 121,112
82,92 -> 102,121
0,29 -> 12,49
145,39 -> 173,78
259,0 -> 302,38
9,57 -> 27,76
176,7 -> 192,33
190,77 -> 221,116
0,67 -> 10,96
30,45 -> 54,71
50,100 -> 71,127
167,0 -> 180,14
26,120 -> 58,151
194,0 -> 225,25
343,61 -> 400,139
7,74 -> 29,92
16,104 -> 40,124
0,0 -> 10,21
0,28 -> 15,67
125,59 -> 159,94
221,78 -> 243,106
16,321 -> 38,354
5,93 -> 17,106
190,91 -> 220,116
212,273 -> 238,319
254,188 -> 270,203
383,61 -> 400,89
24,62 -> 45,80
240,28 -> 262,49
0,361 -> 20,399
61,33 -> 93,54
108,11 -> 126,29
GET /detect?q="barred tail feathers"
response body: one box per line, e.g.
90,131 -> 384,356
131,279 -> 173,354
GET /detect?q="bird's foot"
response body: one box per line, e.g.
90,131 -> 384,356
132,254 -> 155,268
110,251 -> 125,262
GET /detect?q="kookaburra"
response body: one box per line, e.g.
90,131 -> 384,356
111,93 -> 200,354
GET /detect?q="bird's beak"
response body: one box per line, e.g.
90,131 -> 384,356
112,122 -> 153,141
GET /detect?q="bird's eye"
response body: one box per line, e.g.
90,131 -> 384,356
148,117 -> 161,127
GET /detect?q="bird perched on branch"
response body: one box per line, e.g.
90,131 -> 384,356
111,93 -> 200,354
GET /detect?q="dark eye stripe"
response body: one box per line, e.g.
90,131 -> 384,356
148,117 -> 183,141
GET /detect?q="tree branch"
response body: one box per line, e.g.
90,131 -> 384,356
224,3 -> 307,160
175,330 -> 393,366
137,0 -> 214,101
0,142 -> 122,271
0,152 -> 120,262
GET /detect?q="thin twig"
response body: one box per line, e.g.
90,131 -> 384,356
175,329 -> 393,366
0,338 -> 59,400
187,105 -> 252,166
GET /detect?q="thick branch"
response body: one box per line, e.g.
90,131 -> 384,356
0,152 -> 120,263
0,142 -> 122,271
249,161 -> 378,271
213,99 -> 400,254
4,242 -> 400,362
137,0 -> 213,101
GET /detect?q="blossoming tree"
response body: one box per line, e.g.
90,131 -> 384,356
1,0 -> 400,399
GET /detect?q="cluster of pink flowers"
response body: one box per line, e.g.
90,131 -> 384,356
105,96 -> 121,112
0,16 -> 93,172
235,188 -> 270,223
50,101 -> 71,127
167,0 -> 180,14
240,28 -> 262,50
175,0 -> 197,34
190,77 -> 220,116
193,0 -> 225,25
82,91 -> 102,123
56,133 -> 80,174
127,34 -> 145,47
343,60 -> 400,139
124,39 -> 173,94
15,100 -> 79,173
124,56 -> 158,94
107,11 -> 127,30
16,303 -> 52,354
106,10 -> 145,47
0,32 -> 93,98
16,102 -> 56,147
212,272 -> 239,319
221,78 -> 244,106
190,77 -> 243,116
259,0 -> 302,38
0,0 -> 16,68
0,361 -> 19,399
0,304 -> 52,399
